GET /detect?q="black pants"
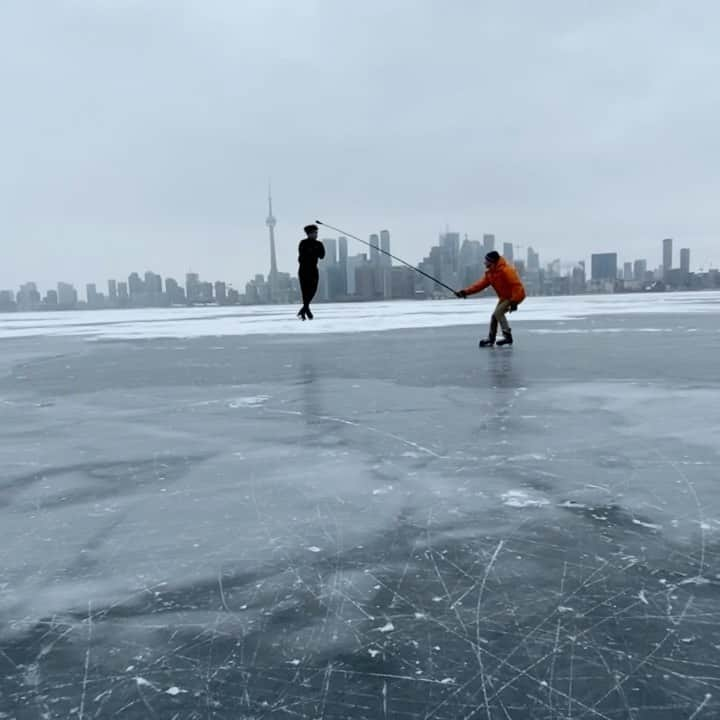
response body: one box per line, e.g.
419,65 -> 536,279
299,267 -> 319,307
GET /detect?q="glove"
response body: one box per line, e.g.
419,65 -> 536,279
455,290 -> 467,299
509,302 -> 518,313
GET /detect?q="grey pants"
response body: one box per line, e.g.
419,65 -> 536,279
488,299 -> 512,339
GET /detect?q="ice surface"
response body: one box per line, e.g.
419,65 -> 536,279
2,304 -> 720,717
1,290 -> 719,339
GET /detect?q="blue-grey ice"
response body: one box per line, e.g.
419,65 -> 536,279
2,294 -> 720,718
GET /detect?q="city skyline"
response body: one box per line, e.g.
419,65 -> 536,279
1,187 -> 715,298
1,201 -> 716,293
2,219 -> 716,313
3,3 -> 720,292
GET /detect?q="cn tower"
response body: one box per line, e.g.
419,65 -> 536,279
266,184 -> 278,297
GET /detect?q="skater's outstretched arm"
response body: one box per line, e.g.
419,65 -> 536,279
458,274 -> 490,297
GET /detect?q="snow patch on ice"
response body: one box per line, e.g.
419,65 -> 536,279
632,518 -> 662,531
2,292 -> 719,340
228,395 -> 270,408
501,490 -> 550,508
372,485 -> 393,495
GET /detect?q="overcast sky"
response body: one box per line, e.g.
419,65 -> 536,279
2,1 -> 719,291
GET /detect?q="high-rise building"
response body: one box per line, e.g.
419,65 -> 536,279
186,273 -> 200,302
346,254 -> 367,295
108,279 -> 117,301
165,278 -> 185,305
266,185 -> 278,296
440,232 -> 460,272
57,282 -> 78,308
44,290 -> 58,307
527,247 -> 540,272
591,253 -> 618,282
571,263 -> 586,293
483,234 -> 496,256
214,281 -> 227,304
354,263 -> 376,300
680,248 -> 690,275
128,272 -> 144,297
391,267 -> 416,299
369,234 -> 380,265
144,271 -> 163,296
0,290 -> 15,310
118,282 -> 129,301
459,237 -> 483,286
323,238 -> 337,265
633,259 -> 647,281
17,282 -> 41,311
327,264 -> 347,299
380,230 -> 391,267
503,242 -> 514,263
86,283 -> 101,308
338,237 -> 348,265
623,262 -> 633,281
663,238 -> 673,277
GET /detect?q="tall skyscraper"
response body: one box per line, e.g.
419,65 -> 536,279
369,234 -> 380,265
86,283 -> 99,306
380,230 -> 391,267
483,234 -> 496,255
0,290 -> 15,308
346,254 -> 367,295
503,242 -> 514,262
323,238 -> 337,264
591,253 -> 618,282
108,279 -> 117,301
527,247 -> 540,272
623,262 -> 633,281
18,282 -> 41,311
680,248 -> 690,275
185,273 -> 200,302
633,259 -> 647,281
144,271 -> 162,295
266,185 -> 278,291
663,238 -> 673,277
57,282 -> 78,308
128,272 -> 144,297
440,232 -> 460,271
214,281 -> 227,304
338,237 -> 348,265
165,278 -> 184,305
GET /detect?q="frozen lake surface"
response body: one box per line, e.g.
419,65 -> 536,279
2,295 -> 720,718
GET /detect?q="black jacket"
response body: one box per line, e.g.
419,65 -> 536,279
298,239 -> 325,269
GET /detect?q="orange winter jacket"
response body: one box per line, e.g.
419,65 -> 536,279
464,258 -> 526,303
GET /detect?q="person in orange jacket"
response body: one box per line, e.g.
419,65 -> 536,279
456,250 -> 526,347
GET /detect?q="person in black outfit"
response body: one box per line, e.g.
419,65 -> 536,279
297,224 -> 325,320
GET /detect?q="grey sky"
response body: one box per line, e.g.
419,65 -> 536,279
2,1 -> 719,292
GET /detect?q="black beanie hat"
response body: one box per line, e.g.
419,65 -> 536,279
485,250 -> 500,263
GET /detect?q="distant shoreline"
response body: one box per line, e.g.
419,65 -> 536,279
2,285 -> 719,317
